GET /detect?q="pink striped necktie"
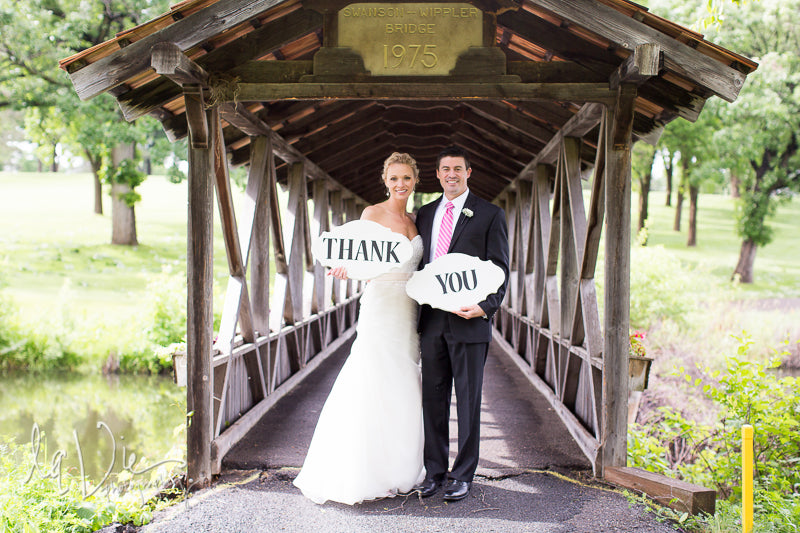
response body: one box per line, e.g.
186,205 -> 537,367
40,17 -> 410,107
434,201 -> 455,259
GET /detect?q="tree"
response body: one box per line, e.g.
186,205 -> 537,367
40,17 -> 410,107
657,112 -> 718,246
661,147 -> 676,207
24,107 -> 69,172
706,0 -> 800,282
632,141 -> 657,237
0,0 -> 175,235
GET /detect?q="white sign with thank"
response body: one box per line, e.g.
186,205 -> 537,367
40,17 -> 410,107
311,220 -> 414,280
406,253 -> 504,312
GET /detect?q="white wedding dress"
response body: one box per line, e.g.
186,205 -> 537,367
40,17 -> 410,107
293,235 -> 426,505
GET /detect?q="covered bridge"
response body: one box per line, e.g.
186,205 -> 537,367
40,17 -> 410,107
60,0 -> 756,487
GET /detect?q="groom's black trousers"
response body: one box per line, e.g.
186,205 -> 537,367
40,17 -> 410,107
420,323 -> 488,483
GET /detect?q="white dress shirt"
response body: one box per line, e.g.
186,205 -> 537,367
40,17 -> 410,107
429,188 -> 469,263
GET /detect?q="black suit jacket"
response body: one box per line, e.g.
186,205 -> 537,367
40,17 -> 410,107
416,191 -> 509,344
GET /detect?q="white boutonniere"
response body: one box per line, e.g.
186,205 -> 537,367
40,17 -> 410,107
462,208 -> 474,218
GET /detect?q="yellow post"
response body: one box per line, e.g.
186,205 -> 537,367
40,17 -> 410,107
742,424 -> 754,533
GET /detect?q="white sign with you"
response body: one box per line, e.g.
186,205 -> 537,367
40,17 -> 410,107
311,220 -> 413,280
406,253 -> 505,312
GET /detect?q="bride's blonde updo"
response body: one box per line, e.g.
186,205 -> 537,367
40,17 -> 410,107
381,152 -> 420,187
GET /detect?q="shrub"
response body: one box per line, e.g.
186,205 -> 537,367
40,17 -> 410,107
629,244 -> 701,329
0,437 -> 183,532
0,286 -> 81,373
628,335 -> 800,531
0,270 -> 188,374
144,269 -> 187,346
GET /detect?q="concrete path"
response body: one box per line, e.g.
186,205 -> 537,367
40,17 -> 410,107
136,341 -> 677,532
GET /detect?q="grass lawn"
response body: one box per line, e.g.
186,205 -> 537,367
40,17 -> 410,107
640,191 -> 800,298
0,171 -> 237,324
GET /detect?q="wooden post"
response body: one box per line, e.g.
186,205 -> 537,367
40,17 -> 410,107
505,191 -> 519,312
329,190 -> 344,305
210,113 -> 265,408
601,85 -> 635,475
311,180 -> 329,314
284,161 -> 307,325
517,179 -> 534,316
532,165 -> 551,326
249,136 -> 273,336
343,197 -> 358,297
186,107 -> 214,487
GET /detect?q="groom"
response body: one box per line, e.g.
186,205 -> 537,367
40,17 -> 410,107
414,146 -> 509,501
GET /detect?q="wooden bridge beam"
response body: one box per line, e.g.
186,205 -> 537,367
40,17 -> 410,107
249,136 -> 273,336
186,106 -> 215,487
600,84 -> 636,475
311,180 -> 330,315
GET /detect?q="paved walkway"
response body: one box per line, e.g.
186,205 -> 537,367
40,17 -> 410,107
137,341 -> 677,532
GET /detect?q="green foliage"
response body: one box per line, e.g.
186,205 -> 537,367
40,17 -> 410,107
628,244 -> 699,329
105,159 -> 146,189
628,336 -> 800,532
144,269 -> 187,347
0,281 -> 82,373
708,0 -> 800,250
23,107 -> 69,170
0,271 -> 181,375
166,164 -> 186,184
0,437 -> 182,532
0,0 -> 173,109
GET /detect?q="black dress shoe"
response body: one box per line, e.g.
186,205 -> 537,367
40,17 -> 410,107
443,479 -> 470,501
413,476 -> 443,498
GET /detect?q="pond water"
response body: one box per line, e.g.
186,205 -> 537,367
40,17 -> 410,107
0,372 -> 186,487
776,366 -> 800,378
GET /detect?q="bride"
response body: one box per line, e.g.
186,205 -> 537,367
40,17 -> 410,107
293,152 -> 425,505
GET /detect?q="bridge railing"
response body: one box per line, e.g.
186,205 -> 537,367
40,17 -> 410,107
493,103 -> 631,475
186,113 -> 371,482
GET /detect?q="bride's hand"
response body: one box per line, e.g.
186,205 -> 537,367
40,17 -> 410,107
328,266 -> 349,280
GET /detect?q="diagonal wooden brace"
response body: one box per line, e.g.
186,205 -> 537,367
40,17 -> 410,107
151,42 -> 211,149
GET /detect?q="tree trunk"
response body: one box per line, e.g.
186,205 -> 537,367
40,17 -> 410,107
732,239 -> 757,283
673,189 -> 683,231
674,160 -> 688,231
110,144 -> 138,246
663,150 -> 673,207
85,149 -> 104,215
637,176 -> 650,234
111,183 -> 138,245
94,173 -> 103,215
637,151 -> 655,235
730,172 -> 741,198
50,144 -> 58,173
687,185 -> 698,246
664,158 -> 674,207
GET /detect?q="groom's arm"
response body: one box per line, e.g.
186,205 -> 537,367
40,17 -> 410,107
477,207 -> 509,320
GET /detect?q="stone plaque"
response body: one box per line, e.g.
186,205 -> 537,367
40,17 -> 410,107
338,3 -> 483,76
406,253 -> 505,312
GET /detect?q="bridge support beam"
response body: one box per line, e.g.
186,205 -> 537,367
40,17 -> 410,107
186,106 -> 215,487
600,84 -> 636,474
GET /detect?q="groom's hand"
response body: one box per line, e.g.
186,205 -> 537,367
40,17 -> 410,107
452,304 -> 486,320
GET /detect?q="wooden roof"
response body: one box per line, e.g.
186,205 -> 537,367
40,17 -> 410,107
60,0 -> 757,204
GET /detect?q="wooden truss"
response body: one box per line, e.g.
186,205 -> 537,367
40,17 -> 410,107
183,99 -> 367,483
495,93 -> 634,474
